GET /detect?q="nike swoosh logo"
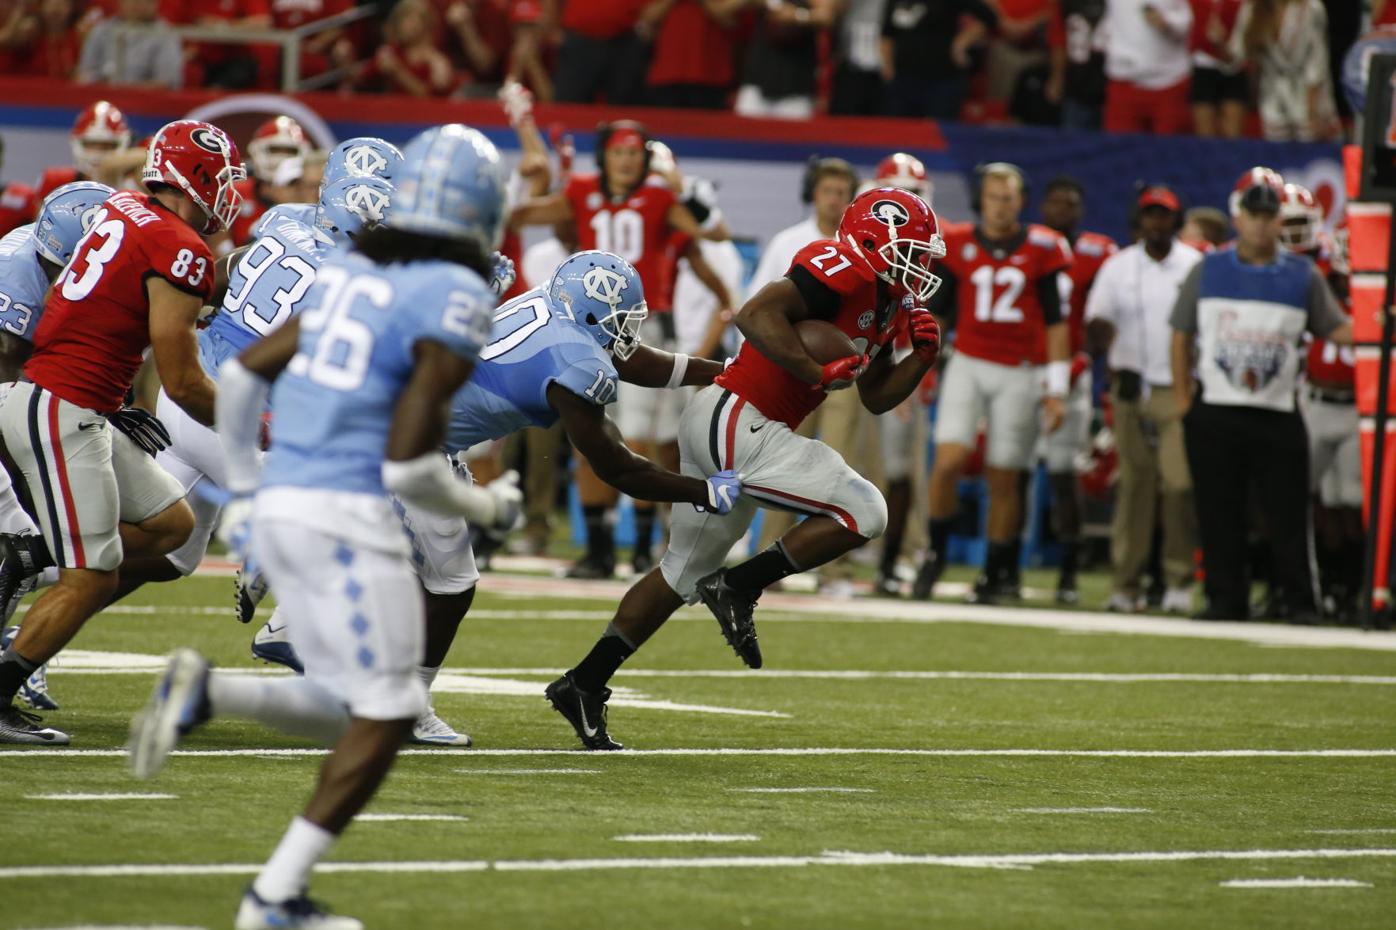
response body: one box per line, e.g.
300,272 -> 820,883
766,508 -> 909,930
749,423 -> 764,433
78,421 -> 101,431
578,701 -> 598,738
264,623 -> 285,635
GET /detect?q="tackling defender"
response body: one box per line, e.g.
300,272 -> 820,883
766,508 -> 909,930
129,124 -> 510,930
547,187 -> 944,750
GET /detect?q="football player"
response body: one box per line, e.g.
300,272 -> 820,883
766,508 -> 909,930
1037,175 -> 1117,603
226,116 -> 313,247
129,125 -> 512,930
0,120 -> 244,745
912,162 -> 1072,604
547,187 -> 944,751
251,250 -> 742,746
29,101 -> 130,212
509,120 -> 731,579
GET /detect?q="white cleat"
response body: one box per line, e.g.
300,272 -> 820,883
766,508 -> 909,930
1104,592 -> 1143,613
410,709 -> 472,747
1161,586 -> 1195,614
128,648 -> 209,779
235,888 -> 364,930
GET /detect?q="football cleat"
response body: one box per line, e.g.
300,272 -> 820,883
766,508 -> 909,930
1055,584 -> 1080,607
695,568 -> 763,669
872,572 -> 902,598
1161,586 -> 1194,615
965,573 -> 998,605
1104,592 -> 1143,613
410,709 -> 472,747
252,618 -> 305,674
0,624 -> 58,711
545,672 -> 622,751
235,888 -> 363,930
0,705 -> 68,745
909,555 -> 944,601
235,564 -> 270,624
128,648 -> 210,779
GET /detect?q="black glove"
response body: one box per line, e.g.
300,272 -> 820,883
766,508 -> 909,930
107,406 -> 171,457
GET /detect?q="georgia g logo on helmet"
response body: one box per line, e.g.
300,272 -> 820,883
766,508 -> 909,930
189,126 -> 230,157
583,266 -> 628,309
871,198 -> 911,227
344,184 -> 390,222
345,144 -> 389,178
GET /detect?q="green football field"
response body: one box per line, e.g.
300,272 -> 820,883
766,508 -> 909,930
4,566 -> 1396,930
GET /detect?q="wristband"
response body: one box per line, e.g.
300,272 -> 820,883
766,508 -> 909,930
1046,360 -> 1070,398
665,353 -> 690,389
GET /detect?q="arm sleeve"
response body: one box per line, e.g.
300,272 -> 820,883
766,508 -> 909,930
382,452 -> 502,523
785,264 -> 843,320
1169,262 -> 1203,334
1306,264 -> 1347,338
1037,271 -> 1063,325
215,359 -> 270,496
1083,258 -> 1116,323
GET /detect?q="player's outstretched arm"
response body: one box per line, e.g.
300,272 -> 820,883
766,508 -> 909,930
614,344 -> 723,388
732,279 -> 824,385
507,191 -> 572,231
666,202 -> 727,242
550,383 -> 735,509
148,275 -> 217,427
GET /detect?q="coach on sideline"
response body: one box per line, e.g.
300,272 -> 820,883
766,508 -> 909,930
1169,172 -> 1354,623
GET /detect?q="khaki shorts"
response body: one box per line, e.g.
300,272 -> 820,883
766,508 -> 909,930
0,382 -> 184,571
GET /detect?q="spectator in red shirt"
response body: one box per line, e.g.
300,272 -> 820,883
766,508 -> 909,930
0,0 -> 40,74
269,0 -> 355,83
184,0 -> 273,88
359,0 -> 458,96
548,0 -> 655,105
429,0 -> 510,84
504,0 -> 552,100
1188,0 -> 1244,137
646,0 -> 740,108
1375,0 -> 1396,26
13,0 -> 83,78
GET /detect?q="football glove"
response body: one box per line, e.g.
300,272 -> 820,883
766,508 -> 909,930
908,308 -> 942,362
216,496 -> 254,562
489,252 -> 517,297
484,469 -> 524,534
107,406 -> 171,457
816,354 -> 868,392
702,469 -> 742,515
498,80 -> 534,127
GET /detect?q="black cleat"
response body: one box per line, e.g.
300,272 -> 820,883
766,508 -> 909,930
0,704 -> 69,745
966,573 -> 998,605
695,569 -> 762,669
565,553 -> 616,580
909,556 -> 944,601
545,673 -> 623,751
873,572 -> 902,598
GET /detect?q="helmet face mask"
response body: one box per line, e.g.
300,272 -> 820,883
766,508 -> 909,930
840,187 -> 945,304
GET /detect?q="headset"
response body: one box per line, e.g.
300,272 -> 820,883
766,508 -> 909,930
969,161 -> 1029,214
800,155 -> 858,204
595,120 -> 652,197
1128,181 -> 1186,234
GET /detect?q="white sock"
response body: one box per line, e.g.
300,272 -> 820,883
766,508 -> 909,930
416,665 -> 439,688
252,816 -> 335,904
208,673 -> 349,745
37,567 -> 58,589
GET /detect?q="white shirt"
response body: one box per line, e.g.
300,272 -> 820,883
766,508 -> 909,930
673,238 -> 745,355
746,216 -> 831,300
521,237 -> 569,292
1085,239 -> 1202,387
1098,0 -> 1193,89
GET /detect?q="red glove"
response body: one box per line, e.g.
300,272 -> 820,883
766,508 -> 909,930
908,308 -> 942,362
816,353 -> 868,392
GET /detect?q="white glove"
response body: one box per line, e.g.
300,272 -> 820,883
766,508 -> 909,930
484,469 -> 523,534
489,252 -> 517,297
498,80 -> 534,127
216,496 -> 254,561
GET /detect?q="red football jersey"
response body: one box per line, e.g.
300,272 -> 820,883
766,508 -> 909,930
564,173 -> 678,311
715,239 -> 898,429
938,222 -> 1072,366
33,167 -> 82,215
1064,230 -> 1116,353
228,177 -> 269,247
0,181 -> 34,238
27,191 -> 214,414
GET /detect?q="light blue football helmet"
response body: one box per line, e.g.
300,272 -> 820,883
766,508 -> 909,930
33,180 -> 114,266
315,175 -> 394,247
386,124 -> 506,254
321,137 -> 404,192
549,250 -> 648,360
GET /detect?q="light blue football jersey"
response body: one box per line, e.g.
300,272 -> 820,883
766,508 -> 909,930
0,224 -> 51,341
445,286 -> 619,453
261,250 -> 495,495
200,214 -> 327,379
252,202 -> 317,241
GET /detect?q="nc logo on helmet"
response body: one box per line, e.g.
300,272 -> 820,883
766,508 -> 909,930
79,203 -> 104,232
871,199 -> 910,227
189,127 -> 229,156
345,145 -> 389,177
582,266 -> 628,309
344,185 -> 390,222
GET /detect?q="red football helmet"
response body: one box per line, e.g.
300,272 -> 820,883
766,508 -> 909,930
142,120 -> 245,234
874,152 -> 931,203
247,116 -> 310,183
1229,166 -> 1285,217
1278,183 -> 1322,253
837,187 -> 946,302
71,101 -> 131,178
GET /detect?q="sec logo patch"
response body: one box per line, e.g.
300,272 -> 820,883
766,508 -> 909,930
857,311 -> 874,330
962,243 -> 977,262
587,192 -> 603,210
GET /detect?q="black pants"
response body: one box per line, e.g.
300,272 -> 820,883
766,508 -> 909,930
553,31 -> 650,106
828,64 -> 885,116
1183,401 -> 1317,618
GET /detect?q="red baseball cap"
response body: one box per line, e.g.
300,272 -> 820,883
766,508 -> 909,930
1137,185 -> 1181,212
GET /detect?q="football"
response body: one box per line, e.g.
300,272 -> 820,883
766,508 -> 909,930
795,319 -> 857,364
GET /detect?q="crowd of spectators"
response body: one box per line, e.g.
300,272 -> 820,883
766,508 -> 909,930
0,0 -> 1384,138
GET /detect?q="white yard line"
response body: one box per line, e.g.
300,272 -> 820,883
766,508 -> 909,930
732,787 -> 873,794
449,668 -> 1396,685
1015,807 -> 1151,814
4,747 -> 1396,760
1308,828 -> 1396,835
453,768 -> 600,775
3,847 -> 1396,879
22,793 -> 177,801
1220,877 -> 1372,888
357,814 -> 469,822
612,834 -> 761,843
